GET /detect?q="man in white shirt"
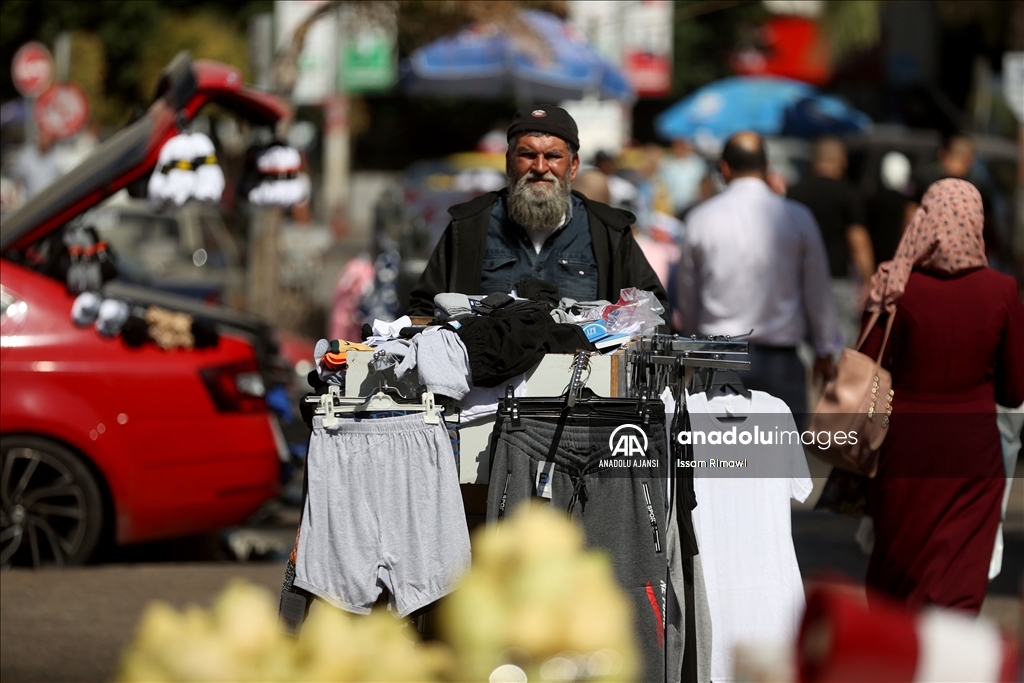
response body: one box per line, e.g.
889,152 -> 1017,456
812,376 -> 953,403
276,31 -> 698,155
675,131 -> 839,417
658,137 -> 707,216
9,130 -> 63,200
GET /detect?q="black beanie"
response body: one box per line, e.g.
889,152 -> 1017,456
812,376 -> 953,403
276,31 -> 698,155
507,105 -> 580,152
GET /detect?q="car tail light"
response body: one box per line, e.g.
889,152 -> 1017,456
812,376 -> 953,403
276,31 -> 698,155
199,360 -> 267,413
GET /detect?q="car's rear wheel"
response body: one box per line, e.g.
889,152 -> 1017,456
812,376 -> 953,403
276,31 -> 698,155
0,436 -> 104,568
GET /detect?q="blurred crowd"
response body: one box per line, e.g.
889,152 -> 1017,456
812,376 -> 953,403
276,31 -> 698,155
557,130 -> 1013,347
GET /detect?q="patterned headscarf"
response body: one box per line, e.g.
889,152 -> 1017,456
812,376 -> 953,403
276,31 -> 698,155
866,178 -> 986,312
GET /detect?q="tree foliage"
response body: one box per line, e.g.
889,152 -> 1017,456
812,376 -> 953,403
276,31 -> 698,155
672,0 -> 768,96
136,10 -> 251,102
396,0 -> 567,58
0,0 -> 260,126
822,0 -> 881,66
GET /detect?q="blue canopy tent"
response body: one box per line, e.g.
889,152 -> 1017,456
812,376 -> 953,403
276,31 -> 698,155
401,10 -> 634,103
655,76 -> 872,145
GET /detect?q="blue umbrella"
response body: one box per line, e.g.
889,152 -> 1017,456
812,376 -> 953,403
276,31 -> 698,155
780,94 -> 874,138
655,76 -> 871,144
401,10 -> 633,103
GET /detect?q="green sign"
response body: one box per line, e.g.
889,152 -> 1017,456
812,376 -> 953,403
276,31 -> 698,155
341,32 -> 395,93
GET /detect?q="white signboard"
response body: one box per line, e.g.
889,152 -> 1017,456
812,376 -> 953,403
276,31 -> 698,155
569,0 -> 673,97
1003,52 -> 1024,123
568,0 -> 628,68
560,97 -> 627,158
622,1 -> 673,97
275,0 -> 338,105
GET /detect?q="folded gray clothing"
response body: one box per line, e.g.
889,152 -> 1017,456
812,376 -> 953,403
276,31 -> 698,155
314,338 -> 340,381
71,292 -> 103,326
95,298 -> 130,337
412,328 -> 471,400
433,293 -> 472,319
313,338 -> 329,366
558,297 -> 612,311
371,332 -> 469,399
549,308 -> 572,324
371,340 -> 413,376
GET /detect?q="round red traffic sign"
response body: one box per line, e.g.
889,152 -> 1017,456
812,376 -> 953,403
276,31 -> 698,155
34,83 -> 90,139
12,42 -> 54,98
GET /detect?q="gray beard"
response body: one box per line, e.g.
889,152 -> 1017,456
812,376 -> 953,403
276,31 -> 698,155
506,170 -> 571,233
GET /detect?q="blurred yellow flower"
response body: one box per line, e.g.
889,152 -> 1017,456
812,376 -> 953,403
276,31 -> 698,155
118,501 -> 637,682
117,582 -> 448,682
440,501 -> 638,682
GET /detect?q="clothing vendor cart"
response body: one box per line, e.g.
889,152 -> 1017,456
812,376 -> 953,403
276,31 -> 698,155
344,347 -> 633,484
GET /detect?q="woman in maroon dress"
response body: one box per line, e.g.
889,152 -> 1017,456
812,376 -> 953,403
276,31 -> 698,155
859,178 -> 1024,613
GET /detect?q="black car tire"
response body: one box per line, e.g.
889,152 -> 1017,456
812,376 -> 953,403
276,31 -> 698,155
0,436 -> 105,568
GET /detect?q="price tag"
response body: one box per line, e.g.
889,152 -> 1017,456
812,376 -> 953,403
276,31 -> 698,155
535,461 -> 555,500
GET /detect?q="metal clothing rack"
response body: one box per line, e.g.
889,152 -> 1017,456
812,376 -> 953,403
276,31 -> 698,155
500,350 -> 658,426
627,334 -> 751,398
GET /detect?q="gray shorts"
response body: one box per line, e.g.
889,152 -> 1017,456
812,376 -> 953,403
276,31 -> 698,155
294,413 -> 471,617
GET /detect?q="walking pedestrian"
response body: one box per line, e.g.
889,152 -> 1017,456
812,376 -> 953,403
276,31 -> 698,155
788,137 -> 875,347
859,178 -> 1024,613
676,131 -> 840,417
865,151 -> 916,264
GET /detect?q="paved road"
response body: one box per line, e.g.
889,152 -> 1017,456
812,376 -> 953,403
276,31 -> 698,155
1,562 -> 288,682
2,474 -> 1021,682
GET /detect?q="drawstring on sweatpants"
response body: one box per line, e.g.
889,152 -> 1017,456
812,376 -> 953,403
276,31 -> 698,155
566,469 -> 589,517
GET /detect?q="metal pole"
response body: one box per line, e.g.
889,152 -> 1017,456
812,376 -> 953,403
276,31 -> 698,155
323,9 -> 349,239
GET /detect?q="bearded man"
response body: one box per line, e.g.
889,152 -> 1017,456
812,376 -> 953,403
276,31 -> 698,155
407,105 -> 666,317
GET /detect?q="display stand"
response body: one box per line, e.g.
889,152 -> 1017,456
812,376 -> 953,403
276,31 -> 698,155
343,346 -> 632,484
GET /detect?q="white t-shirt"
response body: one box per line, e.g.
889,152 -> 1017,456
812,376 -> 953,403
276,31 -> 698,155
682,390 -> 812,682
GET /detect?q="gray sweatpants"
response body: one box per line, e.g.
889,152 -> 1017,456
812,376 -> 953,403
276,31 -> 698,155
295,413 -> 471,617
666,490 -> 713,683
485,414 -> 671,683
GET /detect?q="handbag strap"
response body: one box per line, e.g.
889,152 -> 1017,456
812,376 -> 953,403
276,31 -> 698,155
853,309 -> 896,367
874,310 -> 896,367
854,310 -> 880,351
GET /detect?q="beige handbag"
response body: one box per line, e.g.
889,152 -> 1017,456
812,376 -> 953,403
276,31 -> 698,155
809,310 -> 895,477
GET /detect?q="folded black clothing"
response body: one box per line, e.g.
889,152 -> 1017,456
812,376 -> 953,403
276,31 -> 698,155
475,292 -> 515,315
361,323 -> 373,342
299,392 -> 320,429
399,326 -> 426,339
307,369 -> 326,391
489,299 -> 553,318
451,309 -> 596,388
515,276 -> 560,306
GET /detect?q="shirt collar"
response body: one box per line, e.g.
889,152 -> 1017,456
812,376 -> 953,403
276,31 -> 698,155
726,177 -> 771,193
561,194 -> 574,227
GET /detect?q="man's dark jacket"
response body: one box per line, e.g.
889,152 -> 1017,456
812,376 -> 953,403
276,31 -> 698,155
407,189 -> 668,316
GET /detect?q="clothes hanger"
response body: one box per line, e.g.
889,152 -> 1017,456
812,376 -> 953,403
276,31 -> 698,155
500,352 -> 657,427
627,334 -> 752,397
689,368 -> 751,400
705,369 -> 751,400
687,368 -> 749,423
307,384 -> 442,427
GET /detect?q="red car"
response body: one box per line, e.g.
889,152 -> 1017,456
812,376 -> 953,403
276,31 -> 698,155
0,54 -> 289,567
